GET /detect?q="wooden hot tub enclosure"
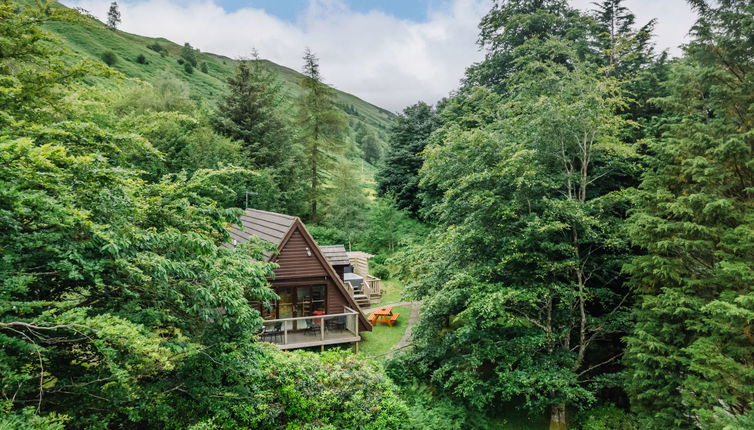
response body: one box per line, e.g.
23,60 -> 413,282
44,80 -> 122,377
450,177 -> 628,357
225,209 -> 372,350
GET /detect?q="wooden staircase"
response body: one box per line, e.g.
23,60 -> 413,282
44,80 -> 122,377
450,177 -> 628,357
350,283 -> 371,307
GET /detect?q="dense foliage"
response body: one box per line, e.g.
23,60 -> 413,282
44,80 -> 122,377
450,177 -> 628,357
389,43 -> 636,428
377,102 -> 439,217
4,0 -> 754,428
624,1 -> 754,427
382,0 -> 754,429
0,3 -> 408,428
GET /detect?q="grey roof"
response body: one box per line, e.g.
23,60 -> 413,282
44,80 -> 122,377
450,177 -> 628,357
319,245 -> 350,266
226,209 -> 296,257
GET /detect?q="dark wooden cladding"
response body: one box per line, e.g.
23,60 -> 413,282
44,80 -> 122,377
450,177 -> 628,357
272,230 -> 327,279
327,283 -> 347,314
227,208 -> 372,332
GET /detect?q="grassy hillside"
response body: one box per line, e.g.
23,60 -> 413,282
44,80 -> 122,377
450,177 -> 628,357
44,3 -> 395,147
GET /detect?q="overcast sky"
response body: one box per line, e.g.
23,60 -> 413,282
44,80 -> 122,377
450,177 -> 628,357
62,0 -> 697,112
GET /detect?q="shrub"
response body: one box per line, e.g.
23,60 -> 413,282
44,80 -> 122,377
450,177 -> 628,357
308,225 -> 350,246
180,42 -> 198,66
177,58 -> 185,65
183,63 -> 194,74
166,344 -> 409,429
200,62 -> 208,73
371,260 -> 390,280
147,42 -> 164,53
101,51 -> 117,66
135,53 -> 147,64
578,405 -> 638,430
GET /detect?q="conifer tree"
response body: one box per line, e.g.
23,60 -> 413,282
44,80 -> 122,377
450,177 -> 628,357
106,1 -> 120,30
625,1 -> 754,427
377,101 -> 438,217
296,48 -> 346,221
213,56 -> 304,214
591,0 -> 667,143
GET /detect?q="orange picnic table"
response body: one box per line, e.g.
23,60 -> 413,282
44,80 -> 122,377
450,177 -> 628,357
368,306 -> 400,327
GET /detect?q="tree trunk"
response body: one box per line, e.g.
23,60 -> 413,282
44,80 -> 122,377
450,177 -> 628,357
549,403 -> 567,430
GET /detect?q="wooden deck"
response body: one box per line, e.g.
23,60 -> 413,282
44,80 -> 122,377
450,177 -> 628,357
270,330 -> 361,350
259,307 -> 361,350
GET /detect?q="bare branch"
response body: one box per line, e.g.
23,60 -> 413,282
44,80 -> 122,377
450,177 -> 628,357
577,353 -> 623,377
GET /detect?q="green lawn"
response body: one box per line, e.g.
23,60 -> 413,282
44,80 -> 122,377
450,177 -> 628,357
378,279 -> 405,306
358,305 -> 410,359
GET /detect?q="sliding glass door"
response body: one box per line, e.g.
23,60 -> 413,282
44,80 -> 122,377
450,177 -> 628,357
253,285 -> 327,331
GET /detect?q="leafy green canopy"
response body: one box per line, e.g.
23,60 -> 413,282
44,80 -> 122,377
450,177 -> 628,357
624,1 -> 754,428
464,0 -> 593,93
387,36 -> 637,428
1,3 -> 409,428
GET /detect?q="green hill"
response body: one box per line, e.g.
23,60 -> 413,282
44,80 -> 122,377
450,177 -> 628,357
44,3 -> 396,148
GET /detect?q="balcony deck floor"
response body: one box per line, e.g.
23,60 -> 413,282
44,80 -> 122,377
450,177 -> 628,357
261,329 -> 360,350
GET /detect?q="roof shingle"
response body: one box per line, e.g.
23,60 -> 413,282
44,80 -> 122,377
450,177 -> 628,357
319,245 -> 350,266
226,209 -> 296,258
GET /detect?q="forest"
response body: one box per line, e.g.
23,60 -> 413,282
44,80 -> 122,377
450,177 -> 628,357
1,0 -> 753,429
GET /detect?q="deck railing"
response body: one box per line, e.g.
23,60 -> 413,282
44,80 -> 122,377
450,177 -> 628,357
259,307 -> 360,349
344,278 -> 382,306
364,275 -> 381,297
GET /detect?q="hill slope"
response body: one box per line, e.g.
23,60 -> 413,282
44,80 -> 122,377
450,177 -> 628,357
44,3 -> 395,148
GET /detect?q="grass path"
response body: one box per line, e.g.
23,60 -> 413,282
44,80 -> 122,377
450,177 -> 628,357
361,301 -> 421,358
394,302 -> 420,350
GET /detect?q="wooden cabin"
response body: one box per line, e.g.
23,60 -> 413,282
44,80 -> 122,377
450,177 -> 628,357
226,209 -> 371,350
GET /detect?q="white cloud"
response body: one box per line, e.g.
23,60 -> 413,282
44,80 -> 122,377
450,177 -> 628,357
62,0 -> 488,112
62,0 -> 697,112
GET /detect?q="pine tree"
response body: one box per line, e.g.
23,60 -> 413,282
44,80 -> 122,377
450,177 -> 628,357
591,0 -> 667,143
377,102 -> 438,217
625,1 -> 754,427
593,0 -> 635,65
213,57 -> 304,214
296,48 -> 346,221
106,1 -> 120,30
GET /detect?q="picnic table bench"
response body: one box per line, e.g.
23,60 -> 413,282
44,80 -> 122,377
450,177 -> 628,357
369,306 -> 399,327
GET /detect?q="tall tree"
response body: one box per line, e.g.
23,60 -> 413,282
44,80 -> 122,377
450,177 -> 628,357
463,0 -> 592,93
624,1 -> 754,427
321,161 -> 370,250
390,41 -> 635,430
213,59 -> 296,170
213,57 -> 305,214
296,48 -> 346,221
591,0 -> 668,143
592,0 -> 636,65
106,1 -> 120,30
377,101 -> 439,217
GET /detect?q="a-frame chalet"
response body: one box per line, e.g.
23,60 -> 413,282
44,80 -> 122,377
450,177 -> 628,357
227,208 -> 371,350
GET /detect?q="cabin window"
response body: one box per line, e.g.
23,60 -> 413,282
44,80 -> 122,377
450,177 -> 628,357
250,300 -> 277,320
252,285 -> 326,322
296,285 -> 326,317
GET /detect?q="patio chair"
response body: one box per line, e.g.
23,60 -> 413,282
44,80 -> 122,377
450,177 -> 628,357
326,316 -> 347,332
261,322 -> 283,343
305,318 -> 321,336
